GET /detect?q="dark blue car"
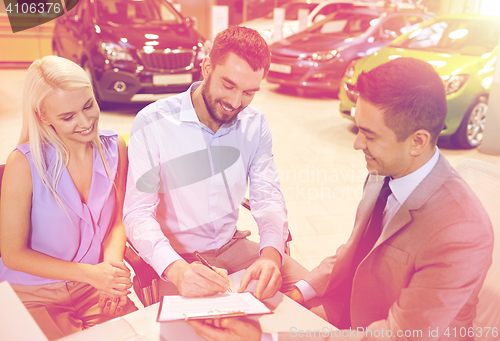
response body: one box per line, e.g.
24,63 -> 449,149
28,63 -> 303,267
266,5 -> 432,95
53,0 -> 210,104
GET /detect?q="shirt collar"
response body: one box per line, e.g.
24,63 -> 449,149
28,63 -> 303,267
389,147 -> 440,206
179,81 -> 202,123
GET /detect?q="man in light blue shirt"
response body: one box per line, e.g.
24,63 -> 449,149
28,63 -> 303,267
124,26 -> 308,300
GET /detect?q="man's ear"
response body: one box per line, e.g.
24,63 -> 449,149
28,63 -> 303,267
201,56 -> 212,79
409,129 -> 431,156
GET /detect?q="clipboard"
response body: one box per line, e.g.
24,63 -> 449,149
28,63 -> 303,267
156,292 -> 272,322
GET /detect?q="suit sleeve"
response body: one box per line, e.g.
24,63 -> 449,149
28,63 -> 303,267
279,215 -> 493,341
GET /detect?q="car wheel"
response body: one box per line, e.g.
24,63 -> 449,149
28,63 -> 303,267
452,96 -> 488,149
83,61 -> 108,110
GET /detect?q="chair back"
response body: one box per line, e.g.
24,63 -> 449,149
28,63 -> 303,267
455,158 -> 500,338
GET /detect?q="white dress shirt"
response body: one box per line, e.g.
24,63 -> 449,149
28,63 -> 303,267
123,82 -> 288,277
295,147 -> 440,302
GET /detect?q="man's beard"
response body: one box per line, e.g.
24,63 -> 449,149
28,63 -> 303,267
201,74 -> 244,126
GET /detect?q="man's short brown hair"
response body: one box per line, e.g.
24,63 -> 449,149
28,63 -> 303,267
209,26 -> 271,76
357,57 -> 447,145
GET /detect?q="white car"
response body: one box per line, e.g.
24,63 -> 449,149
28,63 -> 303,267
240,0 -> 360,43
241,0 -> 417,44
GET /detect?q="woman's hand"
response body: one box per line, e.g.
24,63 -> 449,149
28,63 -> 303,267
99,291 -> 129,316
87,260 -> 132,297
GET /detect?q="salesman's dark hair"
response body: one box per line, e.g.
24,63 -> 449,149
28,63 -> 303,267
357,57 -> 447,145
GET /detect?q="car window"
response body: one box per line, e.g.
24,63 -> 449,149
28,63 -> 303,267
381,15 -> 406,35
94,0 -> 183,25
264,2 -> 320,20
394,18 -> 500,56
311,13 -> 377,36
76,0 -> 85,20
402,15 -> 424,34
321,20 -> 348,33
284,3 -> 319,20
313,3 -> 354,22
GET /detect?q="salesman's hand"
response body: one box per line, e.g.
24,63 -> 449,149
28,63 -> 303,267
238,247 -> 282,300
187,317 -> 261,341
165,260 -> 230,297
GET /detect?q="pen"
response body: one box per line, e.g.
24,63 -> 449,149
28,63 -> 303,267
194,251 -> 232,292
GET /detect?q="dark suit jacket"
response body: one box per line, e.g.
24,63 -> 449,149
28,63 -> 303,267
280,153 -> 493,340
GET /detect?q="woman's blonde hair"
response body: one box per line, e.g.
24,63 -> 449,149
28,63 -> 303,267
19,55 -> 111,208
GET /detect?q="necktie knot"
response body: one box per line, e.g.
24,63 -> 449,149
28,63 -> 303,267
378,176 -> 392,205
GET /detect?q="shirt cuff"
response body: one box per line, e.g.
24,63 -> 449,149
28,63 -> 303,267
262,333 -> 278,341
260,233 -> 286,265
294,280 -> 318,302
149,245 -> 184,279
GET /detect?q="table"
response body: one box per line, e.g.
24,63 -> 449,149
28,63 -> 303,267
58,273 -> 337,341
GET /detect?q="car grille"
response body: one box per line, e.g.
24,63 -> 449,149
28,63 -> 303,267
138,50 -> 195,71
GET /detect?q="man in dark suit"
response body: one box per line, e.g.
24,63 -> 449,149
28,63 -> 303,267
187,57 -> 494,340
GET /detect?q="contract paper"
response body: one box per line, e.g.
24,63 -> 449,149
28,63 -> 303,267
157,292 -> 271,321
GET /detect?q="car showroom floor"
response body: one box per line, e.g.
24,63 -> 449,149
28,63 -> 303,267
1,68 -> 500,289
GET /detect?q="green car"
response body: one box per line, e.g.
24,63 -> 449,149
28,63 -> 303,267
338,14 -> 500,149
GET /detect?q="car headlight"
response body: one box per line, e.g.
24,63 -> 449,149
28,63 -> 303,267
441,74 -> 469,95
308,50 -> 338,61
344,59 -> 357,79
99,42 -> 134,62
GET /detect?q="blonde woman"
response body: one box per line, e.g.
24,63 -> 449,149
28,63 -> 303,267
0,56 -> 137,340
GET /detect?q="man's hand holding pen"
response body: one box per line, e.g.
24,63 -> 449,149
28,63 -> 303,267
164,257 -> 231,297
194,251 -> 232,293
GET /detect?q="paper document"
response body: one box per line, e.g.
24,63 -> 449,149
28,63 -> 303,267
228,268 -> 259,293
157,292 -> 271,321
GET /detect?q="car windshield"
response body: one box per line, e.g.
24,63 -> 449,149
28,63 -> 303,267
94,0 -> 183,25
307,12 -> 378,36
264,2 -> 319,20
393,18 -> 500,56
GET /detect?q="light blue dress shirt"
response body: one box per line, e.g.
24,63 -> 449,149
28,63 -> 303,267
123,82 -> 288,277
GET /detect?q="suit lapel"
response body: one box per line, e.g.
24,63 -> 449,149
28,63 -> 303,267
374,153 -> 451,248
